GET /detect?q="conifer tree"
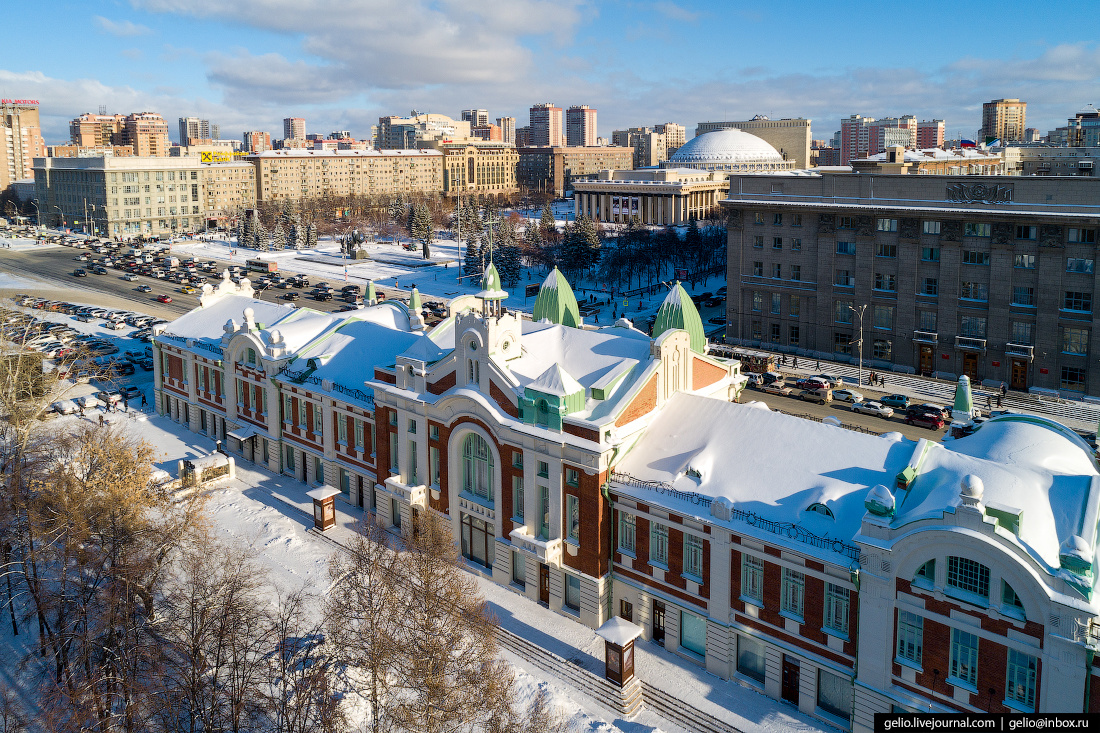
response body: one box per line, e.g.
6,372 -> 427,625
305,221 -> 318,249
463,238 -> 481,284
497,242 -> 521,289
271,220 -> 287,250
539,202 -> 556,241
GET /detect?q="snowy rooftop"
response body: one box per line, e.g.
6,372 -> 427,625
248,148 -> 442,159
613,394 -> 1100,571
158,294 -> 298,347
854,147 -> 1002,163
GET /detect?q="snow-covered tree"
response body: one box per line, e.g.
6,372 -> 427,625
305,222 -> 318,249
270,220 -> 287,251
539,202 -> 556,242
497,242 -> 521,289
252,212 -> 269,250
409,203 -> 434,259
463,238 -> 481,284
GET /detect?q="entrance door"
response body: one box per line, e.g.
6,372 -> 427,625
781,655 -> 800,705
356,476 -> 364,508
919,346 -> 933,376
962,353 -> 979,381
539,564 -> 550,605
652,600 -> 666,644
1011,359 -> 1027,391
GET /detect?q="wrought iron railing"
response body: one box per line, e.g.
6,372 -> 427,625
277,365 -> 374,407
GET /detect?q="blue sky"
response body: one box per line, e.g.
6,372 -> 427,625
4,0 -> 1100,145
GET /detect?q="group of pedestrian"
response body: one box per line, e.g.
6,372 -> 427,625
867,371 -> 886,387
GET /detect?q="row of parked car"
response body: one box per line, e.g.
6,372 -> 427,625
748,371 -> 951,430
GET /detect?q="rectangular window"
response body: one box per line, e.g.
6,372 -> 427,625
817,670 -> 852,722
771,263 -> 781,279
565,467 -> 579,487
537,460 -> 549,478
836,241 -> 856,255
1067,258 -> 1094,274
950,628 -> 979,687
834,332 -> 852,354
873,338 -> 893,360
918,311 -> 937,332
1062,366 -> 1087,391
896,610 -> 923,664
773,237 -> 782,250
429,446 -> 440,486
964,222 -> 991,237
754,212 -> 764,225
564,574 -> 581,611
650,523 -> 668,566
1012,286 -> 1035,306
741,555 -> 763,603
791,237 -> 802,250
355,420 -> 364,450
781,568 -> 805,618
566,495 -> 580,543
789,294 -> 800,316
512,476 -> 524,520
1011,321 -> 1033,345
337,415 -> 347,444
389,432 -> 399,472
874,272 -> 897,292
824,583 -> 849,635
923,221 -> 941,235
388,411 -> 397,426
770,292 -> 781,314
1063,327 -> 1089,355
874,305 -> 894,330
1014,253 -> 1036,269
876,243 -> 897,257
947,556 -> 990,599
1006,649 -> 1038,710
789,325 -> 800,346
838,216 -> 854,229
680,611 -> 706,657
773,213 -> 782,225
835,269 -> 854,287
407,418 -> 416,433
876,218 -> 898,232
538,486 -> 549,539
1068,228 -> 1097,244
792,214 -> 802,226
428,424 -> 439,440
962,250 -> 990,265
753,261 -> 763,276
684,534 -> 703,579
752,291 -> 762,311
1015,225 -> 1037,240
314,455 -> 323,485
960,316 -> 987,338
959,281 -> 989,301
512,450 -> 523,468
770,323 -> 781,343
790,264 -> 801,281
921,246 -> 940,261
512,551 -> 526,587
283,394 -> 292,422
299,400 -> 307,428
753,235 -> 764,248
618,512 -> 636,554
737,634 -> 766,683
835,300 -> 853,323
923,278 -> 938,296
1064,291 -> 1093,312
751,321 -> 761,340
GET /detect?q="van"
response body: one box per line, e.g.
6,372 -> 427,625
798,388 -> 833,405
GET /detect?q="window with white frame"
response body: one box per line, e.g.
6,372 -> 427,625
896,610 -> 923,664
824,583 -> 849,635
1014,253 -> 1036,269
650,522 -> 668,566
817,669 -> 852,722
462,433 -> 494,501
618,511 -> 636,554
538,486 -> 549,539
354,420 -> 364,450
947,556 -> 990,600
1005,648 -> 1037,710
337,415 -> 347,444
684,534 -> 703,579
949,628 -> 979,687
781,568 -> 805,618
876,218 -> 898,232
736,634 -> 766,682
923,221 -> 941,235
566,495 -> 580,543
1067,257 -> 1094,274
512,476 -> 524,521
741,555 -> 763,603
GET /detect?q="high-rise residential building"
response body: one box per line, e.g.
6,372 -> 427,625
471,124 -> 502,142
516,145 -> 633,197
694,116 -> 811,168
839,115 -> 875,166
529,103 -> 564,147
868,116 -> 917,154
179,117 -> 219,144
70,112 -> 126,148
655,122 -> 685,156
514,126 -> 531,148
565,105 -> 597,147
283,117 -> 306,141
496,116 -> 516,145
375,113 -> 471,149
121,112 -> 171,156
329,130 -> 352,140
461,109 -> 489,127
243,131 -> 272,154
981,98 -> 1027,142
1,100 -> 46,191
916,119 -> 945,149
249,149 -> 443,200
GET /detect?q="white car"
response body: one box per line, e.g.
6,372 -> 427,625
50,399 -> 78,415
850,400 -> 894,418
123,273 -> 139,281
833,388 -> 864,403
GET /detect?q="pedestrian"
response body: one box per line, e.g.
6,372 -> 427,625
594,313 -> 599,324
997,394 -> 1003,408
1001,382 -> 1007,397
880,374 -> 886,387
987,394 -> 992,410
123,396 -> 129,412
816,360 -> 821,370
792,356 -> 798,369
98,414 -> 104,426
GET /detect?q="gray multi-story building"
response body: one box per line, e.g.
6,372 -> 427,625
722,172 -> 1100,397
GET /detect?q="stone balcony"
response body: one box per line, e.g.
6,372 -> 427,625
509,527 -> 563,567
383,475 -> 428,509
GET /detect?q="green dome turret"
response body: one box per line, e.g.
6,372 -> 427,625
477,262 -> 507,301
532,267 -> 581,328
653,282 -> 706,353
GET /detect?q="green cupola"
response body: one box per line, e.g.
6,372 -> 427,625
652,281 -> 706,353
532,267 -> 581,328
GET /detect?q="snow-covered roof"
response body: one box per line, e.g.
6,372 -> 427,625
528,364 -> 583,397
262,310 -> 341,352
248,148 -> 441,159
853,147 -> 1001,163
158,294 -> 297,350
670,129 -> 784,164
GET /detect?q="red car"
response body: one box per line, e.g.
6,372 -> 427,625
904,411 -> 945,430
156,294 -> 173,303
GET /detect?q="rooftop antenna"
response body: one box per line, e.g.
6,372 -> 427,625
98,104 -> 107,115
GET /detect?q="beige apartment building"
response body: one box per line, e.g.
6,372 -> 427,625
516,145 -> 633,198
249,148 -> 443,201
982,98 -> 1027,142
694,116 -> 811,168
423,140 -> 518,197
68,111 -> 171,156
200,162 -> 257,227
1,100 -> 46,191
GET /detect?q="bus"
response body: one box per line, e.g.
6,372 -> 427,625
246,259 -> 278,273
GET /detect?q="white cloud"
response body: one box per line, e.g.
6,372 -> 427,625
94,16 -> 153,37
653,2 -> 699,23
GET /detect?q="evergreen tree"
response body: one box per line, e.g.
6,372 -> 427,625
305,221 -> 317,249
388,196 -> 405,225
288,214 -> 305,249
497,241 -> 522,289
463,238 -> 482,284
250,210 -> 268,250
539,202 -> 556,242
409,203 -> 434,259
236,215 -> 248,248
575,215 -> 601,272
271,220 -> 287,250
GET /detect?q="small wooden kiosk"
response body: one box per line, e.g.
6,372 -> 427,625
307,486 -> 341,531
595,616 -> 644,687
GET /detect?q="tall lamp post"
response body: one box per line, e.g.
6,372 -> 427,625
52,206 -> 64,229
29,199 -> 42,228
849,304 -> 867,387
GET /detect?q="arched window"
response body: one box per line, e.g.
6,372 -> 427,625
806,502 -> 834,519
462,433 -> 494,501
536,398 -> 550,428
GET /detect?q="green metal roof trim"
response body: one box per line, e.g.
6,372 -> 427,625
532,267 -> 581,328
652,282 -> 706,353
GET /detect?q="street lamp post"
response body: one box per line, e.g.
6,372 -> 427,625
29,199 -> 42,228
849,304 -> 867,387
52,206 -> 64,228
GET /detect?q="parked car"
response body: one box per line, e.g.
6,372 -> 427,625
73,268 -> 87,277
156,294 -> 173,303
745,373 -> 763,387
904,408 -> 945,430
811,374 -> 845,388
120,385 -> 143,399
283,292 -> 300,301
312,292 -> 332,301
833,388 -> 864,403
761,382 -> 792,396
706,316 -> 726,325
850,400 -> 894,418
917,403 -> 951,421
798,388 -> 833,405
137,357 -> 154,370
880,394 -> 910,409
761,371 -> 784,386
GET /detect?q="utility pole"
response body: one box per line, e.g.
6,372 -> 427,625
849,303 -> 867,387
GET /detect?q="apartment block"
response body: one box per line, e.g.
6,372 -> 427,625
916,119 -> 945,149
516,145 -> 633,198
1,100 -> 46,190
529,103 -> 564,147
283,117 -> 306,141
496,116 -> 516,145
249,148 -> 443,201
565,105 -> 597,147
243,131 -> 272,154
461,109 -> 489,127
982,99 -> 1027,143
199,161 -> 257,226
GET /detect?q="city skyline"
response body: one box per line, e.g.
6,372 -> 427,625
3,1 -> 1100,145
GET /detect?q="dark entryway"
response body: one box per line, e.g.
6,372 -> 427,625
652,600 -> 666,644
919,346 -> 934,376
781,655 -> 800,705
538,564 -> 550,605
1011,359 -> 1028,391
962,352 -> 979,381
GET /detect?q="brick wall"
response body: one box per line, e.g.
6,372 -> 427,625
427,370 -> 456,395
691,355 -> 727,389
615,373 -> 657,427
